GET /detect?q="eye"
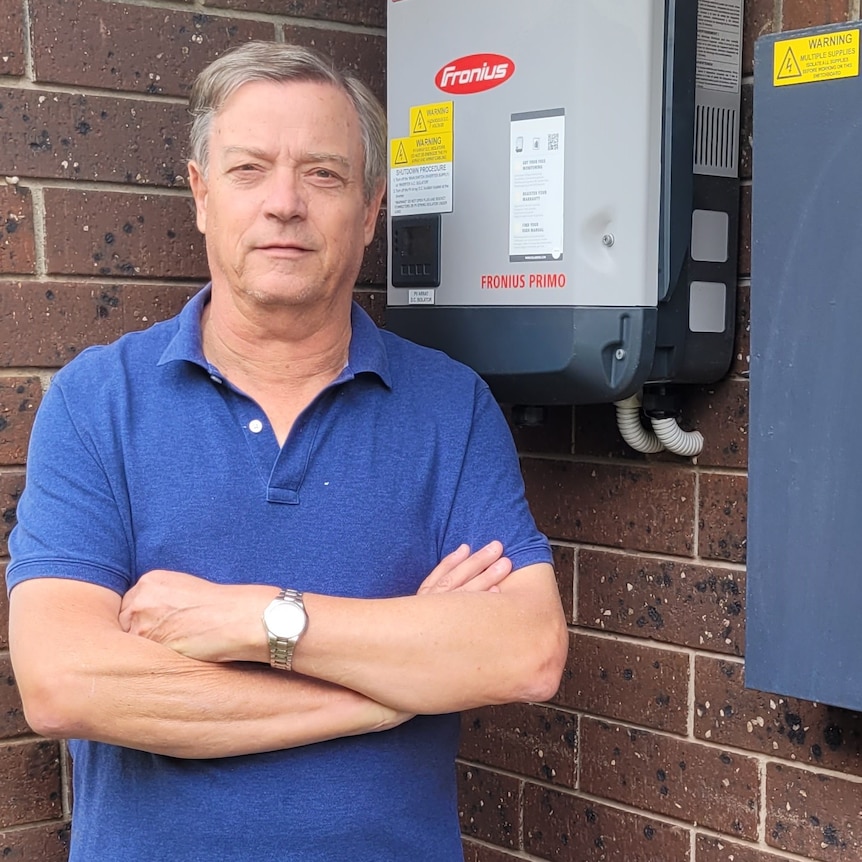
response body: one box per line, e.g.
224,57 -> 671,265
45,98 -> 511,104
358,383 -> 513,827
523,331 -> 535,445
307,166 -> 345,185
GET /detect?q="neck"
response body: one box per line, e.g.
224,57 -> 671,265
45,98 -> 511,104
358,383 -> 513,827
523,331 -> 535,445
201,287 -> 353,390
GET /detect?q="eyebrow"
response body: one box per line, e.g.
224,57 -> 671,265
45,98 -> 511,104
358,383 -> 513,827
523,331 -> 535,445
221,146 -> 352,172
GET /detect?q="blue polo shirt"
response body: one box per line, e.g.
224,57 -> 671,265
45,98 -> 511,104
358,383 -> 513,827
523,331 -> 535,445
8,286 -> 552,862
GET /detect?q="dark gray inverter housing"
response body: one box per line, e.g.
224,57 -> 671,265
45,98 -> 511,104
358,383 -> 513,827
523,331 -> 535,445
385,0 -> 741,405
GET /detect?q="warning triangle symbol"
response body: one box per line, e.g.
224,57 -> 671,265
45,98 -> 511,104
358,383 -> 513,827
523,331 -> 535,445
412,111 -> 427,134
777,46 -> 803,79
394,141 -> 408,165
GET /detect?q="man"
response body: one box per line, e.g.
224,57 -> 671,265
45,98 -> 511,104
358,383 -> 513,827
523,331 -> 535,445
8,42 -> 567,861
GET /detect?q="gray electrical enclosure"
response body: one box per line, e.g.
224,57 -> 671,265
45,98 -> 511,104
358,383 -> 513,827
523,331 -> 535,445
748,22 -> 862,711
386,0 -> 742,405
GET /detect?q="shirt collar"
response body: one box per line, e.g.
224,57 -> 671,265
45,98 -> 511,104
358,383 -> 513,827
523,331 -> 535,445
157,284 -> 392,389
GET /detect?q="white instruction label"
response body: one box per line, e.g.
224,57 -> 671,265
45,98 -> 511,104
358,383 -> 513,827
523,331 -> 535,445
696,0 -> 743,93
408,289 -> 435,305
509,109 -> 565,262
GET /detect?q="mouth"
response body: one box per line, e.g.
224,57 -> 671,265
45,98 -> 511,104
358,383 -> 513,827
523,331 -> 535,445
257,243 -> 311,254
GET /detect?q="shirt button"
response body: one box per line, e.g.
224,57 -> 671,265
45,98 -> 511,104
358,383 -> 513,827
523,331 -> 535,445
249,419 -> 264,434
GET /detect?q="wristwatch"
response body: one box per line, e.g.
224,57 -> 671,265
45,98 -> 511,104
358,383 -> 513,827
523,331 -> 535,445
262,588 -> 307,671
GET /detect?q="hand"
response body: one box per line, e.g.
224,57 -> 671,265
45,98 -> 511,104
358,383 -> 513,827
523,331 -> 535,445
416,541 -> 512,595
119,569 -> 274,664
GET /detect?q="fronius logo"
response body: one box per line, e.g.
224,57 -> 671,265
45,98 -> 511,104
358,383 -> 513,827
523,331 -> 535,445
435,53 -> 515,95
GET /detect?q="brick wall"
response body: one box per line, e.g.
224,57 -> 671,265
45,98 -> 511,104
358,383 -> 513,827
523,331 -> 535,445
0,1 -> 859,861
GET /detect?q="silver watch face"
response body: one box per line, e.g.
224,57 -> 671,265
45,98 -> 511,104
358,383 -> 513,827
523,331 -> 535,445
264,600 -> 307,639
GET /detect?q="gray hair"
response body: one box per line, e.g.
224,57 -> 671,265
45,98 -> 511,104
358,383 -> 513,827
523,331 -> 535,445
188,41 -> 387,202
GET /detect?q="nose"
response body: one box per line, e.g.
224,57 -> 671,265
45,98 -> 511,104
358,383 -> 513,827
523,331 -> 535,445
263,167 -> 308,222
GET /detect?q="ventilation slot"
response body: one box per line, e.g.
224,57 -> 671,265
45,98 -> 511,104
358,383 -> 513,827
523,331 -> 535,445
694,104 -> 738,176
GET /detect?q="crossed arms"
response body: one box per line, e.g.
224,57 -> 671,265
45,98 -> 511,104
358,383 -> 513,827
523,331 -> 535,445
9,542 -> 567,759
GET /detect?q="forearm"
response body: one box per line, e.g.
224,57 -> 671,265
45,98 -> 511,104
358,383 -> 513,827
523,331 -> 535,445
295,566 -> 568,714
47,640 -> 397,758
118,554 -> 568,716
10,580 -> 401,758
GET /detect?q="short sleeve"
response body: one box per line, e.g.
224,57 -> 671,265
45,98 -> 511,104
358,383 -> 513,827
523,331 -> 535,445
441,381 -> 552,572
7,374 -> 134,595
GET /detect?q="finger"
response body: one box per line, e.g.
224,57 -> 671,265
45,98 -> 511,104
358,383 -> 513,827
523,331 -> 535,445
419,541 -> 507,595
117,585 -> 139,632
416,543 -> 471,594
450,555 -> 513,594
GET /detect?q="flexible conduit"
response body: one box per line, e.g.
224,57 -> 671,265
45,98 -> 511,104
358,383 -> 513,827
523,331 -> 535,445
614,395 -> 665,454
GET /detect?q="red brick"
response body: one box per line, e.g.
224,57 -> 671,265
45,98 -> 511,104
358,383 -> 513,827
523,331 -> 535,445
695,656 -> 862,778
0,822 -> 70,861
206,0 -> 384,27
121,283 -> 198,332
553,544 -> 574,623
0,740 -> 62,827
732,282 -> 750,376
522,458 -> 696,555
0,654 -> 29,740
44,188 -> 207,280
0,88 -> 189,188
462,842 -> 519,862
0,377 -> 41,466
555,632 -> 689,733
459,702 -> 577,787
0,185 -> 36,275
0,282 -> 194,367
32,0 -> 273,97
357,207 -> 386,286
0,0 -> 26,77
282,25 -> 386,104
0,471 -> 25,557
578,550 -> 745,655
524,788 -> 690,862
698,473 -> 747,563
743,0 -> 776,75
0,566 -> 9,648
782,0 -> 853,32
740,83 -> 753,180
353,289 -> 385,327
738,184 -> 751,277
685,380 -> 748,470
580,718 -> 759,839
697,834 -> 792,862
457,764 -> 520,850
767,763 -> 862,859
0,281 -> 124,366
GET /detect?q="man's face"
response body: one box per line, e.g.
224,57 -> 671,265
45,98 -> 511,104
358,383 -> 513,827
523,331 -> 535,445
188,78 -> 383,312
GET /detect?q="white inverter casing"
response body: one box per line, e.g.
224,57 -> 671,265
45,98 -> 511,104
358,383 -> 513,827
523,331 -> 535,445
386,0 -> 742,405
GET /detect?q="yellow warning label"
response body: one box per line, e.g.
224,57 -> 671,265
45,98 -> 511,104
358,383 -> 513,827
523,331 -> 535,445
773,28 -> 859,86
409,101 -> 453,135
390,132 -> 453,168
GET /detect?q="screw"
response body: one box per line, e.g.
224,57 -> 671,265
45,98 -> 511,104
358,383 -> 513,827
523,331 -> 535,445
602,233 -> 615,247
615,348 -> 626,361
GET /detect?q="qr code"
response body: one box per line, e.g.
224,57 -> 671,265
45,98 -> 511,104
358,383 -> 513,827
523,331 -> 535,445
548,133 -> 559,151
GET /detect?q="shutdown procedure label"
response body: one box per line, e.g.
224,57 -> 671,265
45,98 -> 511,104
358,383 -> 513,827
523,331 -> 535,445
390,101 -> 454,216
509,108 -> 565,262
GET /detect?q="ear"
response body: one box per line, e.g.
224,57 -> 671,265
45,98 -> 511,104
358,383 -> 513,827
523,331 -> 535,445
187,161 -> 208,234
363,182 -> 386,247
